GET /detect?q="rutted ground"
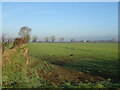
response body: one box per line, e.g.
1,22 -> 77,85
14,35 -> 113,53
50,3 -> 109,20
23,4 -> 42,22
37,65 -> 104,86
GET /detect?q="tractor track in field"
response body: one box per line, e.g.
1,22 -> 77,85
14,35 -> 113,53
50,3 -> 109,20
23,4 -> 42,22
36,59 -> 104,86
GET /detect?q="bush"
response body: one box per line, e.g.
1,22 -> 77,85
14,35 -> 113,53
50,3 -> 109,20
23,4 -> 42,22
13,38 -> 28,48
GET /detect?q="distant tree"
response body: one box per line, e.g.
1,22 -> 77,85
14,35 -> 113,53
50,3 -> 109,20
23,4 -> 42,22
32,35 -> 39,42
60,37 -> 64,42
70,39 -> 74,42
45,37 -> 49,42
19,26 -> 31,42
50,35 -> 55,42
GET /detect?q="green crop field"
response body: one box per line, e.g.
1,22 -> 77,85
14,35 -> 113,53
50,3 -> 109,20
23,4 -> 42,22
3,43 -> 119,88
27,43 -> 118,79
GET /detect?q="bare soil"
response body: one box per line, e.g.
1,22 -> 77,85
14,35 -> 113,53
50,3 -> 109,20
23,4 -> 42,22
37,64 -> 104,86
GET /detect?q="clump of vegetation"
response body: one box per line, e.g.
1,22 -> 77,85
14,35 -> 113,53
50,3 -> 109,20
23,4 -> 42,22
13,38 -> 28,47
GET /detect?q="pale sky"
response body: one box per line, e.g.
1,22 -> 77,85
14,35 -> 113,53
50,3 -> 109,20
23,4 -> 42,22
2,2 -> 118,41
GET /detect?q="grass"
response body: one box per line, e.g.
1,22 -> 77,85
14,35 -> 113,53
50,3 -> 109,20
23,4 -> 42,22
27,43 -> 118,58
2,43 -> 119,88
27,43 -> 118,82
2,46 -> 48,88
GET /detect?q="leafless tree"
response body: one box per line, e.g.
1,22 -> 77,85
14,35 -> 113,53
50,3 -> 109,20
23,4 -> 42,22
45,37 -> 49,42
2,34 -> 12,53
50,35 -> 55,42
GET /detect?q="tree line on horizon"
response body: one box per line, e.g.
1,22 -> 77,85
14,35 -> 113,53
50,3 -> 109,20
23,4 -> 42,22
1,26 -> 116,53
1,26 -> 68,53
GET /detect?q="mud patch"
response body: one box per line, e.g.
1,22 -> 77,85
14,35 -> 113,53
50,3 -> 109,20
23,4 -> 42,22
37,65 -> 104,86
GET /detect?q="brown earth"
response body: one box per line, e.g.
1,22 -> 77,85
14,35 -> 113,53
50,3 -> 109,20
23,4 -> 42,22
37,64 -> 104,86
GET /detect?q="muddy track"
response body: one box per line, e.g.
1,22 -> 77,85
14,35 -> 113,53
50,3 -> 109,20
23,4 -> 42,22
37,61 -> 104,86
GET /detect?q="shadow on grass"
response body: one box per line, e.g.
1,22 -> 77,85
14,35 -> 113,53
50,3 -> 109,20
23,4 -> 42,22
42,56 -> 119,83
